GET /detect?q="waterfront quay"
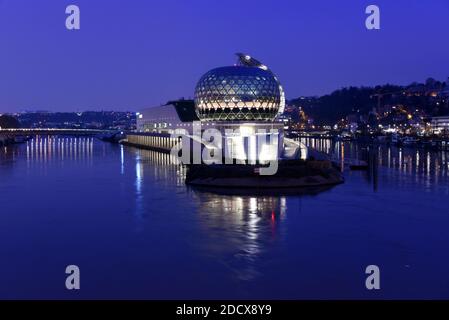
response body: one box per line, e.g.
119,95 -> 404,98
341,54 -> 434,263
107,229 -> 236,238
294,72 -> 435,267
289,130 -> 449,151
123,132 -> 180,154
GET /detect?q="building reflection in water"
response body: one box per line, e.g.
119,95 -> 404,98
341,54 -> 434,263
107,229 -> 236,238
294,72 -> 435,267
130,148 -> 185,231
128,147 -> 299,281
192,191 -> 288,281
132,148 -> 184,187
120,145 -> 125,175
0,136 -> 94,167
127,144 -> 372,281
31,136 -> 93,163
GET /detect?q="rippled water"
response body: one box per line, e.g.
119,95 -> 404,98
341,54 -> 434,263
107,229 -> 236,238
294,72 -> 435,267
0,136 -> 448,299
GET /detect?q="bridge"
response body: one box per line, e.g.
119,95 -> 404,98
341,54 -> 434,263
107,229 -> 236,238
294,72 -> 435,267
0,128 -> 116,136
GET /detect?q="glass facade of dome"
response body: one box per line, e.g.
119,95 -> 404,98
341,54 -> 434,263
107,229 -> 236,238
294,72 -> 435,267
194,66 -> 281,121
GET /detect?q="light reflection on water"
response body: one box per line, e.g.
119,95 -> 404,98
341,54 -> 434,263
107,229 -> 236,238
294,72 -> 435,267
1,136 -> 449,299
25,136 -> 94,165
298,137 -> 449,191
191,193 -> 287,281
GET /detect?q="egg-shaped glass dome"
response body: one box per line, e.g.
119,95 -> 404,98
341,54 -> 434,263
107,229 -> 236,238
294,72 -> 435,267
194,66 -> 281,121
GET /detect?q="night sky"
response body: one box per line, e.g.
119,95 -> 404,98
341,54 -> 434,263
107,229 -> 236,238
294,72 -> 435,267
1,0 -> 448,112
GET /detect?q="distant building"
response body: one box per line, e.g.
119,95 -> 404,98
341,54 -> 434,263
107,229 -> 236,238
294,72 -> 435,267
431,116 -> 449,134
376,104 -> 392,116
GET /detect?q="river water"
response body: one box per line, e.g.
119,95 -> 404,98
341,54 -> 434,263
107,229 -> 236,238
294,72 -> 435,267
0,136 -> 448,299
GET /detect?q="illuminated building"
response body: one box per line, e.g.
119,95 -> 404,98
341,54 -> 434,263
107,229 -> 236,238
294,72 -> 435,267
132,54 -> 306,162
136,100 -> 198,134
195,64 -> 283,121
431,116 -> 449,134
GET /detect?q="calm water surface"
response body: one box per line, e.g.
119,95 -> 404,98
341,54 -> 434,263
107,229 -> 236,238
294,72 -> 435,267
0,136 -> 448,299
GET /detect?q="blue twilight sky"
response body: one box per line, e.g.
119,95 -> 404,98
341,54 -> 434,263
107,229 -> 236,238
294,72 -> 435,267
0,0 -> 448,112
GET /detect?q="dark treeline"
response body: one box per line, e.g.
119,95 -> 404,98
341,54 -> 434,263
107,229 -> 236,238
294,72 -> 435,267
0,115 -> 20,129
289,78 -> 449,125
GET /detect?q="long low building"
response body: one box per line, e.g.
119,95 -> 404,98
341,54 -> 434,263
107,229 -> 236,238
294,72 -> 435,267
136,100 -> 199,134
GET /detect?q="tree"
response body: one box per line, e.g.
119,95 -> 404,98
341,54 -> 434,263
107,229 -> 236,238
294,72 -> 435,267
0,115 -> 20,129
425,77 -> 436,88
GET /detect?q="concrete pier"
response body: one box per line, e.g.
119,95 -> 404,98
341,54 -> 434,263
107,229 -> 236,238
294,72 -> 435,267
124,132 -> 181,154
